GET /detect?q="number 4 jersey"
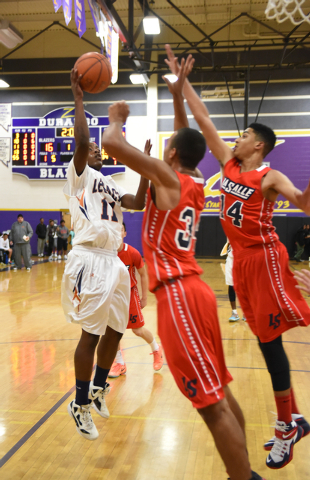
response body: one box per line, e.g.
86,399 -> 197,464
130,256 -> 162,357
64,160 -> 127,251
142,171 -> 205,293
220,158 -> 279,254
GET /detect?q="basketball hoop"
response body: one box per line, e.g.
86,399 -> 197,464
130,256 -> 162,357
265,0 -> 310,25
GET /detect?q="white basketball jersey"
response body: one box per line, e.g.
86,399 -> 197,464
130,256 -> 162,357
63,160 -> 127,251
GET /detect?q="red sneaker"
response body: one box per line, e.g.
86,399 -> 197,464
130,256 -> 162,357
108,362 -> 127,378
151,345 -> 163,371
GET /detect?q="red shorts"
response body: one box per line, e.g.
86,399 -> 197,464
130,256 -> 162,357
127,285 -> 145,329
155,275 -> 233,409
233,241 -> 310,343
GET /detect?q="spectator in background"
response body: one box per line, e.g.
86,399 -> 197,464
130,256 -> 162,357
57,219 -> 69,260
0,232 -> 13,265
46,219 -> 58,260
305,224 -> 310,259
294,224 -> 310,262
35,217 -> 47,257
10,214 -> 33,271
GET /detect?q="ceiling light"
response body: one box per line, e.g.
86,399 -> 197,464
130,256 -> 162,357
130,73 -> 149,85
163,74 -> 178,83
0,19 -> 23,49
143,16 -> 160,35
0,79 -> 9,88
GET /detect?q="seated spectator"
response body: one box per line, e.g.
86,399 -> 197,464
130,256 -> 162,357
35,218 -> 47,257
294,224 -> 310,262
57,220 -> 69,260
0,232 -> 13,265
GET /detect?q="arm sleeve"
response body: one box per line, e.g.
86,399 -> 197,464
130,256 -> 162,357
64,159 -> 89,197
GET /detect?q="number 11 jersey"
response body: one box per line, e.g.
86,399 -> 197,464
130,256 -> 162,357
220,158 -> 279,255
64,160 -> 127,251
142,171 -> 205,293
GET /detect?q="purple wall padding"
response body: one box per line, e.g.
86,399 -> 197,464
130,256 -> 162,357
0,211 -> 62,255
0,210 -> 144,255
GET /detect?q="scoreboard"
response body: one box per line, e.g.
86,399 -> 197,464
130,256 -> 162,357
12,107 -> 125,180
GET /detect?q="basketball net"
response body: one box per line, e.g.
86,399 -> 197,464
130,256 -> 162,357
265,0 -> 310,25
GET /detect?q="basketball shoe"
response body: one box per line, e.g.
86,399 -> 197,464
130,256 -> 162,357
229,312 -> 239,322
67,400 -> 99,440
266,419 -> 303,469
264,413 -> 310,450
89,381 -> 110,418
151,345 -> 163,371
228,470 -> 267,480
108,361 -> 127,378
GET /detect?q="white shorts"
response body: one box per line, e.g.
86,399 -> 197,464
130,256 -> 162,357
61,245 -> 130,335
225,250 -> 234,286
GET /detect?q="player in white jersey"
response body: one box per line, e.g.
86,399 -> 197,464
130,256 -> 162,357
63,69 -> 149,441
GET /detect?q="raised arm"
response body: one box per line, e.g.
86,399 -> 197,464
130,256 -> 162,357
262,170 -> 310,216
162,58 -> 190,131
121,140 -> 151,210
102,105 -> 180,210
71,69 -> 89,175
165,45 -> 233,166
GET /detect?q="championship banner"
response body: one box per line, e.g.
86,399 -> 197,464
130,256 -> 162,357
87,0 -> 100,33
53,0 -> 63,12
74,0 -> 86,38
106,23 -> 119,84
159,130 -> 310,217
63,0 -> 72,26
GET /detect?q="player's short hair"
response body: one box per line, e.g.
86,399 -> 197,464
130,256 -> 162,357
122,222 -> 126,232
248,123 -> 276,158
170,128 -> 206,169
17,214 -> 23,219
49,219 -> 54,223
60,219 -> 65,223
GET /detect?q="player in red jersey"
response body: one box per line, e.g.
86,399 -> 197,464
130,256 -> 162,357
109,221 -> 163,377
102,62 -> 266,480
164,45 -> 310,470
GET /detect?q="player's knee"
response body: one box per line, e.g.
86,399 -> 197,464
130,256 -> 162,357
197,398 -> 229,426
133,327 -> 143,337
80,329 -> 100,349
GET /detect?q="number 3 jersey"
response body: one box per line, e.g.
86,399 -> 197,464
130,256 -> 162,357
220,158 -> 279,255
63,160 -> 127,251
142,171 -> 205,293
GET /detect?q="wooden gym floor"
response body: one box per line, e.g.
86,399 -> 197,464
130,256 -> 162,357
0,258 -> 309,480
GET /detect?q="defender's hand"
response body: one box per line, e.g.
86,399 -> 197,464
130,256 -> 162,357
108,101 -> 130,125
144,139 -> 152,156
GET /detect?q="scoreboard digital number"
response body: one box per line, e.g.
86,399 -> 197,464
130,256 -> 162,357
11,107 -> 125,180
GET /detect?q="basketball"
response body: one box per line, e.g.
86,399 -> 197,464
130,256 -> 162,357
74,52 -> 112,94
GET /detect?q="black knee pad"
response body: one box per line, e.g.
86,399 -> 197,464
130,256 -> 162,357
258,336 -> 290,391
228,285 -> 236,303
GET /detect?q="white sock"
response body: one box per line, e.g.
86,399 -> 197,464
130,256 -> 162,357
232,309 -> 238,315
115,349 -> 124,365
149,339 -> 159,352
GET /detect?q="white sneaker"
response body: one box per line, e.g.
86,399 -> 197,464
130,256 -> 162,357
49,255 -> 53,261
89,381 -> 111,418
58,255 -> 62,260
64,255 -> 68,261
266,419 -> 303,469
229,313 -> 240,322
26,267 -> 31,271
67,400 -> 99,440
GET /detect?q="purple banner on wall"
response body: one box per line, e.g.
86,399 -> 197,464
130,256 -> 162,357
74,0 -> 86,37
53,0 -> 63,12
63,0 -> 72,25
161,132 -> 310,217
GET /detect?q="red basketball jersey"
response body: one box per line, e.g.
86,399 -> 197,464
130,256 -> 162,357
118,243 -> 144,289
142,171 -> 205,293
220,158 -> 279,255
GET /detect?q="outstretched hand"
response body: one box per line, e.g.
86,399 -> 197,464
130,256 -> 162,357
163,48 -> 195,96
164,44 -> 179,75
296,180 -> 310,216
294,269 -> 310,295
144,139 -> 152,156
70,68 -> 83,100
108,101 -> 130,125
